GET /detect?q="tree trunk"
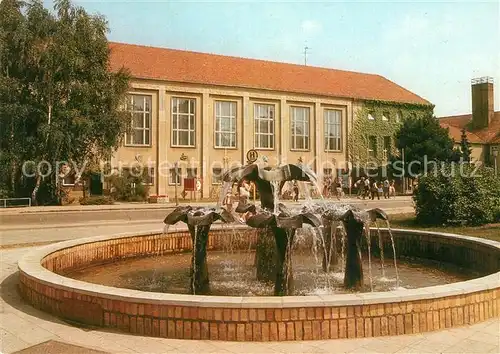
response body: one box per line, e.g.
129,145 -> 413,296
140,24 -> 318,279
31,174 -> 41,206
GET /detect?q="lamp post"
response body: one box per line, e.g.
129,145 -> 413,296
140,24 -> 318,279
174,153 -> 188,206
401,148 -> 405,195
174,161 -> 179,206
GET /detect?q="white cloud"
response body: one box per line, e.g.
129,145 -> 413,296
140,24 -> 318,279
301,20 -> 322,35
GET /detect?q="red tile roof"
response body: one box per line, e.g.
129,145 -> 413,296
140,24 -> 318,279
108,42 -> 431,106
439,112 -> 500,144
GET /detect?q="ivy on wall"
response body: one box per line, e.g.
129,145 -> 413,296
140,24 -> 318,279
348,101 -> 433,165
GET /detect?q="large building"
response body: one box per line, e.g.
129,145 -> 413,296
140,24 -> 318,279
439,77 -> 499,169
107,42 -> 432,199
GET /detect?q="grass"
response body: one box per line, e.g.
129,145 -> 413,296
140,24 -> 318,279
387,213 -> 500,242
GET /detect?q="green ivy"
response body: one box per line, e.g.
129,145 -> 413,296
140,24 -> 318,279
348,102 -> 433,165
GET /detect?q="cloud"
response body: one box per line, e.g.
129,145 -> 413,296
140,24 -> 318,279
301,20 -> 322,35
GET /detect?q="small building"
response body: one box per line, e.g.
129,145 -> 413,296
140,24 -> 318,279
97,42 -> 433,200
438,77 -> 500,169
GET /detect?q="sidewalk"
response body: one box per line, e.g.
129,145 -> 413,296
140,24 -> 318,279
0,196 -> 413,214
0,207 -> 415,248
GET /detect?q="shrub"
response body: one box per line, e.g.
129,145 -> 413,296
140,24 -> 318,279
413,164 -> 500,226
79,196 -> 114,205
105,167 -> 150,202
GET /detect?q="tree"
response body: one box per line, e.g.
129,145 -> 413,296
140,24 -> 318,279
460,128 -> 472,163
0,0 -> 130,204
392,113 -> 458,177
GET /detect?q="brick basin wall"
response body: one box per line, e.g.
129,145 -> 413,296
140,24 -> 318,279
18,227 -> 500,341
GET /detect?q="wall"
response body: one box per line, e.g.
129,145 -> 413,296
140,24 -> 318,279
18,228 -> 500,342
114,79 -> 355,199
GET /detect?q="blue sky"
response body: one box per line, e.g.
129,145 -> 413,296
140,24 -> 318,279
46,0 -> 499,116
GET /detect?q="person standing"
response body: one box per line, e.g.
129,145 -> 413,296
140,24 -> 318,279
363,177 -> 371,200
238,180 -> 250,206
389,180 -> 396,197
371,180 -> 380,200
335,177 -> 342,201
383,178 -> 390,199
293,181 -> 299,202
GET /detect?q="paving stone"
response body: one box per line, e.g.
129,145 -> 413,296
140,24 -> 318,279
11,340 -> 109,354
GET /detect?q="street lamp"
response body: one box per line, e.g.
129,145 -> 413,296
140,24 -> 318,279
174,153 -> 188,206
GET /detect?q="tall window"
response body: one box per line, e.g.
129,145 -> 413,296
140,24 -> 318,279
172,97 -> 196,147
126,95 -> 151,146
212,167 -> 223,184
215,101 -> 236,148
187,167 -> 198,178
368,136 -> 377,158
396,111 -> 402,122
144,167 -> 154,185
169,167 -> 181,185
290,107 -> 310,150
382,111 -> 390,121
254,104 -> 274,149
324,109 -> 342,151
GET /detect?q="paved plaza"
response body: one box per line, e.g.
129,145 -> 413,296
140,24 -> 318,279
0,200 -> 498,353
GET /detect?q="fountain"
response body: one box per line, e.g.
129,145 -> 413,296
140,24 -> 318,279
160,162 -> 394,295
18,158 -> 500,340
163,206 -> 235,294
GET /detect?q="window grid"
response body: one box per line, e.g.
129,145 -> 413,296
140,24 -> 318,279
187,168 -> 198,179
171,98 -> 196,147
144,167 -> 154,185
254,104 -> 275,149
125,95 -> 151,146
324,109 -> 342,151
290,107 -> 310,150
212,167 -> 223,184
169,167 -> 181,185
215,101 -> 237,148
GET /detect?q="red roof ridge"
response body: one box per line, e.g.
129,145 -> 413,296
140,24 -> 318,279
108,41 -> 432,106
109,41 -> 388,79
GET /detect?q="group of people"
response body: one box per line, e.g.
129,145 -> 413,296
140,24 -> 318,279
354,177 -> 396,200
222,176 -> 397,219
322,176 -> 344,200
222,179 -> 255,222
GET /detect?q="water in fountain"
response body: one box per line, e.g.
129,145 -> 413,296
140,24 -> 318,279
271,181 -> 280,215
191,226 -> 198,294
217,181 -> 233,208
375,222 -> 386,279
386,220 -> 401,288
340,225 -> 346,273
364,223 -> 374,291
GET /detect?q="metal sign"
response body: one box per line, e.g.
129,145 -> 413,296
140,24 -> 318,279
246,149 -> 259,163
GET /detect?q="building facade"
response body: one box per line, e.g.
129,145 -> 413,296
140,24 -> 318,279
107,42 -> 432,200
439,77 -> 500,171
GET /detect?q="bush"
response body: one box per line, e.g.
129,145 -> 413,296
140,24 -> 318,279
105,167 -> 150,202
79,196 -> 114,205
413,164 -> 500,226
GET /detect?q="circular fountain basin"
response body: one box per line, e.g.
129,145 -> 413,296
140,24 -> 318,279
18,226 -> 500,341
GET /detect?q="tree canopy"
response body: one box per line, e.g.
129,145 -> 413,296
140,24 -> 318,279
392,113 -> 461,176
0,0 -> 130,204
460,128 -> 472,163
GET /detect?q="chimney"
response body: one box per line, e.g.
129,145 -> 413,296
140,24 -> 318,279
471,76 -> 494,129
